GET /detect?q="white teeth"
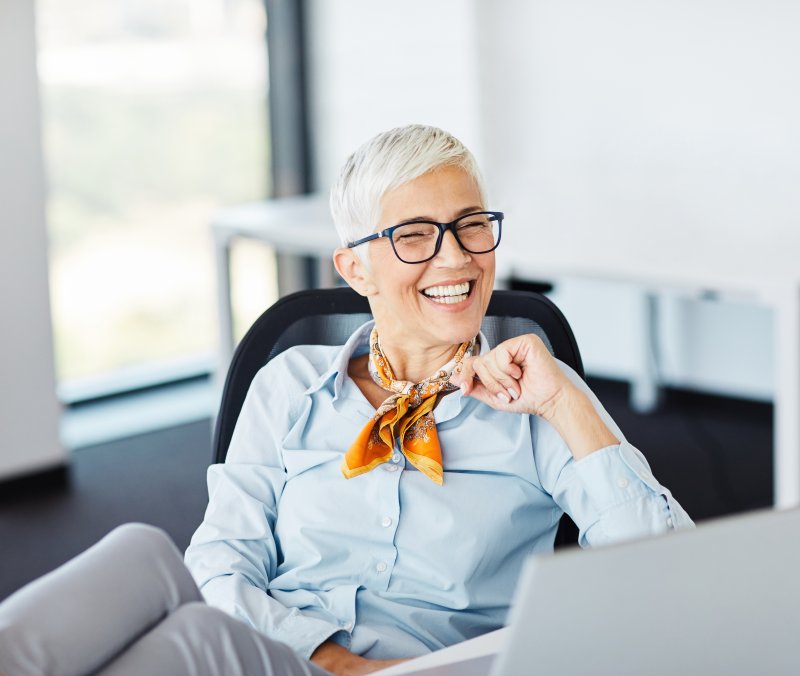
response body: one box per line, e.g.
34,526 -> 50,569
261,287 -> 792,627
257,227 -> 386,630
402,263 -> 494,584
422,282 -> 470,298
428,293 -> 468,304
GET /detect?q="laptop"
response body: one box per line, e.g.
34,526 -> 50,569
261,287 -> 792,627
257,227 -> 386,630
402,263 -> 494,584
380,507 -> 800,675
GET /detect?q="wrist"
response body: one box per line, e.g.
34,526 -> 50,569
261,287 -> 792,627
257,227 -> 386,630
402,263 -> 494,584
311,641 -> 358,671
536,383 -> 573,422
546,385 -> 619,460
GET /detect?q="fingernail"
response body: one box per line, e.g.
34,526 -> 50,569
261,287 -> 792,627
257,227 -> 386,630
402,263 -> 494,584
496,391 -> 510,404
460,382 -> 467,393
507,388 -> 519,401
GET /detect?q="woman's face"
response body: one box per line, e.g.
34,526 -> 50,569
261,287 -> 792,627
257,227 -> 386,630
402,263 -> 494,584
364,165 -> 495,351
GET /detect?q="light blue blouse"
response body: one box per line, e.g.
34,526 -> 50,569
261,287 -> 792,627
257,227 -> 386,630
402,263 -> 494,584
185,321 -> 693,661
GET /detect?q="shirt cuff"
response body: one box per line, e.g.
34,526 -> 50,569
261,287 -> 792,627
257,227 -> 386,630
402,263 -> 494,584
572,442 -> 658,511
271,613 -> 351,661
572,442 -> 694,541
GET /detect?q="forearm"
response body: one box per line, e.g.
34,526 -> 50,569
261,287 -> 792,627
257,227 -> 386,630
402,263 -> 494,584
185,464 -> 345,659
197,574 -> 345,661
311,641 -> 356,671
543,385 -> 619,460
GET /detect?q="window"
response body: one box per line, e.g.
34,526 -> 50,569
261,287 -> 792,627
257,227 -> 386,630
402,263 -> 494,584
36,0 -> 271,393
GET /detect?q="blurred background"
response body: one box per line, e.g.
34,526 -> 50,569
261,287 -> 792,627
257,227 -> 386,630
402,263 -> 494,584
1,0 -> 798,599
41,0 -> 271,387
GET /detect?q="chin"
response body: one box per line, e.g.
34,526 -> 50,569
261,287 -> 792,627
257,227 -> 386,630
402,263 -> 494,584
430,313 -> 483,345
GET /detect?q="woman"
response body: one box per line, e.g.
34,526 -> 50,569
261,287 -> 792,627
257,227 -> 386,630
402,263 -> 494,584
184,124 -> 693,673
0,124 -> 692,676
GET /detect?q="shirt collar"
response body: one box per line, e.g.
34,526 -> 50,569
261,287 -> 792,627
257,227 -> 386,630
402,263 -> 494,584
303,319 -> 375,399
302,319 -> 491,402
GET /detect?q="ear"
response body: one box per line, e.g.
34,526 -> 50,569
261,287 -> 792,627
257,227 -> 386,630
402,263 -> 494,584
332,247 -> 377,296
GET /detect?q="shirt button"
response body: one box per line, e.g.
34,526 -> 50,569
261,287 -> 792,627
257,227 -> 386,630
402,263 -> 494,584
343,621 -> 354,632
385,464 -> 398,472
381,516 -> 393,528
667,517 -> 674,528
617,477 -> 629,489
376,561 -> 388,573
391,453 -> 401,463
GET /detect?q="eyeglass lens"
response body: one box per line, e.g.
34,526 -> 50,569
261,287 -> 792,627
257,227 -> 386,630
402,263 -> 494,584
390,213 -> 500,263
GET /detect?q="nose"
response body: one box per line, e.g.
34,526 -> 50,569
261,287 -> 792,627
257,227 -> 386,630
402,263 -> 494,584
433,229 -> 470,267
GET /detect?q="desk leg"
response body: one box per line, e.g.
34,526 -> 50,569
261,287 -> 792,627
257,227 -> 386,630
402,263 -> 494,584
214,234 -> 235,386
630,291 -> 661,414
317,256 -> 338,288
276,253 -> 312,296
774,283 -> 800,509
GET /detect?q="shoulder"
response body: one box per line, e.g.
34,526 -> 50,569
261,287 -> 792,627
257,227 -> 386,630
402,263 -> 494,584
251,343 -> 343,395
230,344 -> 344,459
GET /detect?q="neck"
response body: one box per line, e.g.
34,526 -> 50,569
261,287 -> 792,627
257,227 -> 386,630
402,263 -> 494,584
376,335 -> 462,384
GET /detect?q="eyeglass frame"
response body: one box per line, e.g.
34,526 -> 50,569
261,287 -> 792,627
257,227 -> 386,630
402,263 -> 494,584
345,211 -> 504,264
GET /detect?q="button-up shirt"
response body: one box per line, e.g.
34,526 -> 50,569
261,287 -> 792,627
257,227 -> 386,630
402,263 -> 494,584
185,321 -> 693,661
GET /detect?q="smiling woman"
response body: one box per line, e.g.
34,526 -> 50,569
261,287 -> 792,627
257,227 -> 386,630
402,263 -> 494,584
185,124 -> 695,673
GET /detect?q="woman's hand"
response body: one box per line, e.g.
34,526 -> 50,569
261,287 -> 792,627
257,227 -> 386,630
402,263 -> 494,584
311,640 -> 408,675
449,333 -> 571,420
449,334 -> 619,460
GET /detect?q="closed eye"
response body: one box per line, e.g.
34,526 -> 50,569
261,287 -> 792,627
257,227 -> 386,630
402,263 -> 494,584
397,230 -> 432,240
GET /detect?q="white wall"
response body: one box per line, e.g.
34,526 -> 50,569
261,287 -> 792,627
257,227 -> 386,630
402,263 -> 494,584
306,0 -> 482,190
0,0 -> 65,478
476,0 -> 799,241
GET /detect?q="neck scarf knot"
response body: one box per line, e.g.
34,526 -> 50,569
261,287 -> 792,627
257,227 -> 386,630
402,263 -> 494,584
341,329 -> 477,485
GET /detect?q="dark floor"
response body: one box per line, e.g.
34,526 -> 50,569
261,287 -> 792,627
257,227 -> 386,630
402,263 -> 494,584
0,420 -> 213,602
0,377 -> 773,602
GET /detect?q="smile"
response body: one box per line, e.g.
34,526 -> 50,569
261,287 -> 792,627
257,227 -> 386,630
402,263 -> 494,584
420,281 -> 472,304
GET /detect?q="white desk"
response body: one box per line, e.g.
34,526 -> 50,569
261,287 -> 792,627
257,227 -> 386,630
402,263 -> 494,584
376,628 -> 506,675
211,194 -> 340,362
211,194 -> 800,508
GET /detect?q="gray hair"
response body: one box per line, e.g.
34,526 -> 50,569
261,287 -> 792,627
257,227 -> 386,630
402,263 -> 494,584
329,124 -> 487,249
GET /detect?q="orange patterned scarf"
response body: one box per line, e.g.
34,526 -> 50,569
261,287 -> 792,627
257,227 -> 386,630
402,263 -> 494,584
341,328 -> 477,484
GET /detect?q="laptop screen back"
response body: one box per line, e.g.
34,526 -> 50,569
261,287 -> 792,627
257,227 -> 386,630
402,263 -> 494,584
493,508 -> 800,676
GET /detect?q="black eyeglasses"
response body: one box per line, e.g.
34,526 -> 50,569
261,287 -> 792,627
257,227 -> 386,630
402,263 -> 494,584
346,211 -> 503,264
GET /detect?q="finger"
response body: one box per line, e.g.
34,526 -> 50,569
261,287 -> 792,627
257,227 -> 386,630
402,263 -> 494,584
495,343 -> 523,380
482,353 -> 522,401
461,377 -> 518,411
450,356 -> 476,394
472,359 -> 515,405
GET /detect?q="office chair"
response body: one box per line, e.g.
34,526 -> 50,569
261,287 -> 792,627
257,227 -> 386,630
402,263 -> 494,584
213,287 -> 584,548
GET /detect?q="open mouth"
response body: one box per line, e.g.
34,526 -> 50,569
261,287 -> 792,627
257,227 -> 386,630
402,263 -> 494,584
420,281 -> 474,305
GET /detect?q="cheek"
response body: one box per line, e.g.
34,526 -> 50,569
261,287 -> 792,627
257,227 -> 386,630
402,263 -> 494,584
480,256 -> 496,284
370,251 -> 425,297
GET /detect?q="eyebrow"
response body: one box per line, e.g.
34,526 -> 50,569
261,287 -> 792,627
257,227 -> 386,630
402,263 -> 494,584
395,205 -> 484,226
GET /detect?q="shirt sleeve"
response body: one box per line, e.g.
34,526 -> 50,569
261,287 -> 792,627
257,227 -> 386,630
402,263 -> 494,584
184,360 -> 346,660
531,360 -> 695,547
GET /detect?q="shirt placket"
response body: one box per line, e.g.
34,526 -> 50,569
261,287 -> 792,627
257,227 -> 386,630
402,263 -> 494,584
368,439 -> 403,590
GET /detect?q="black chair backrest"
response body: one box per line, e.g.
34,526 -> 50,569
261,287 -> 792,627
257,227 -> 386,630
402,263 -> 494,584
212,287 -> 584,546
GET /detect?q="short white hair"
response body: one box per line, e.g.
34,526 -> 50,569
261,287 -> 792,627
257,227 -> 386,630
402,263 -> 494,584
329,124 -> 487,248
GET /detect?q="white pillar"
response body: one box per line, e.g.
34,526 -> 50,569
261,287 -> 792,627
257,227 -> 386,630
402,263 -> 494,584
0,0 -> 65,479
774,282 -> 800,508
